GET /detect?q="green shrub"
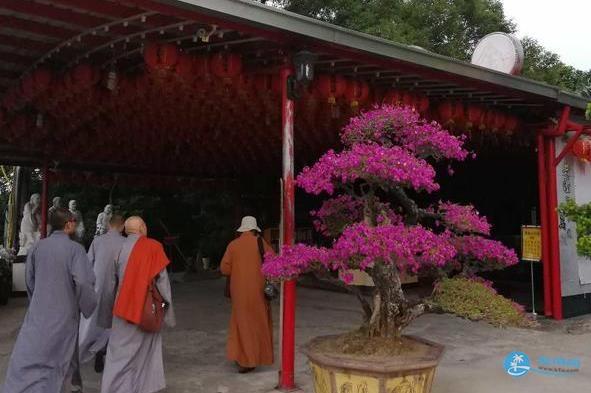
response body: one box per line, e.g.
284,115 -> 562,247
430,277 -> 537,328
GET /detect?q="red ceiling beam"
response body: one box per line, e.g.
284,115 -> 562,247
0,51 -> 36,66
0,15 -> 76,39
41,0 -> 143,19
0,33 -> 54,52
0,0 -> 108,28
0,69 -> 20,79
119,0 -> 288,42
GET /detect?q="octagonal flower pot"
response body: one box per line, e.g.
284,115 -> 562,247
304,335 -> 444,393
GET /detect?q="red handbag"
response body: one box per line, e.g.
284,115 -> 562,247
139,278 -> 168,333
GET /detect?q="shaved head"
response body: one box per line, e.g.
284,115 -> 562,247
125,216 -> 147,236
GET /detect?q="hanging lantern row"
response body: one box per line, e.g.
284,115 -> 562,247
0,41 -> 527,173
436,101 -> 520,134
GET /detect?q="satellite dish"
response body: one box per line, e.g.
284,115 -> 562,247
471,32 -> 524,75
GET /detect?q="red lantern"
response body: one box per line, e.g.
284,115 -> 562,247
466,105 -> 484,128
416,94 -> 430,114
383,89 -> 402,106
573,139 -> 591,160
483,109 -> 496,130
144,42 -> 179,72
209,52 -> 242,81
315,74 -> 347,104
66,64 -> 100,92
344,79 -> 370,109
493,111 -> 507,131
437,101 -> 453,123
452,101 -> 465,123
33,68 -> 53,91
175,54 -> 194,80
401,91 -> 415,108
504,115 -> 519,134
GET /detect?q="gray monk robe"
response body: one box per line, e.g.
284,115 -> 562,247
98,233 -> 175,393
2,231 -> 96,393
78,229 -> 125,363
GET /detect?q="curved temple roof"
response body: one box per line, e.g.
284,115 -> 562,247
0,0 -> 587,178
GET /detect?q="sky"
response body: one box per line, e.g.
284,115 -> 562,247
500,0 -> 590,70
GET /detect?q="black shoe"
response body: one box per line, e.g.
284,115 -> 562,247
94,353 -> 105,373
238,366 -> 255,374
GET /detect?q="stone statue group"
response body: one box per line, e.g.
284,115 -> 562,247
17,193 -> 114,256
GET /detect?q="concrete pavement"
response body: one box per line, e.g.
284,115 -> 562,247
1,278 -> 590,393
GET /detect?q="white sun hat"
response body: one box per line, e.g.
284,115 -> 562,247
236,216 -> 261,232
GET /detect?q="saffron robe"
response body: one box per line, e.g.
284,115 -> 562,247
98,234 -> 175,393
220,232 -> 274,368
2,231 -> 96,393
78,229 -> 125,364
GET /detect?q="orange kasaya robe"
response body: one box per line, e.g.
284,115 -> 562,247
113,236 -> 170,325
221,232 -> 274,368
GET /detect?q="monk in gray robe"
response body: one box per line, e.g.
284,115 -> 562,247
98,216 -> 175,393
79,214 -> 125,371
2,208 -> 96,393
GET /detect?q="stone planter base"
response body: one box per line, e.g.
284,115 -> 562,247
304,335 -> 444,393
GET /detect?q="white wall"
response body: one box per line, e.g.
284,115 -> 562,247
556,136 -> 591,296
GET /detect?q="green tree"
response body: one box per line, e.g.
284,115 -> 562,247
521,37 -> 591,93
278,0 -> 515,60
278,0 -> 590,94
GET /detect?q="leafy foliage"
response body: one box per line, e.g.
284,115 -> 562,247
559,199 -> 591,258
521,37 -> 591,94
276,1 -> 590,94
263,105 -> 517,338
278,0 -> 514,60
431,277 -> 536,328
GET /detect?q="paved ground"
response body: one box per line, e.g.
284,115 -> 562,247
1,278 -> 590,393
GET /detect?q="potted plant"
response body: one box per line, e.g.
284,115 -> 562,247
263,105 -> 518,393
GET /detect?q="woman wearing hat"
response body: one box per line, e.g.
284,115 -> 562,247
220,216 -> 274,373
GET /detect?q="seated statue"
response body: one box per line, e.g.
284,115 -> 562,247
95,204 -> 113,237
17,194 -> 41,256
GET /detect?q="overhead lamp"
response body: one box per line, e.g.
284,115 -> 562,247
293,50 -> 317,85
287,50 -> 317,100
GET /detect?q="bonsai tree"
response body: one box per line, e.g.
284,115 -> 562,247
263,105 -> 517,339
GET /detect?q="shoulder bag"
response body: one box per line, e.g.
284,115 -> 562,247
139,276 -> 169,333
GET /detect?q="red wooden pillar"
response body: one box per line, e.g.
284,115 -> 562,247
279,64 -> 297,390
40,163 -> 49,239
546,138 -> 563,319
537,133 -> 552,316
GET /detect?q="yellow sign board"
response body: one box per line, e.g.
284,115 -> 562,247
521,225 -> 541,262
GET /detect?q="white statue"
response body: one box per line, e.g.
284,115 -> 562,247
17,193 -> 41,256
47,196 -> 62,235
95,204 -> 113,237
69,199 -> 85,243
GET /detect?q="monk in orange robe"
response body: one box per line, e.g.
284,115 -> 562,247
221,216 -> 274,373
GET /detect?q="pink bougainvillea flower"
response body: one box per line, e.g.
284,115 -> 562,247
438,201 -> 491,235
297,144 -> 439,195
341,105 -> 468,161
453,235 -> 519,272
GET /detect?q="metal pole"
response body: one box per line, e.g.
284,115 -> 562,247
279,64 -> 296,391
536,133 -> 552,316
530,260 -> 537,316
547,138 -> 563,319
40,163 -> 49,239
278,178 -> 284,376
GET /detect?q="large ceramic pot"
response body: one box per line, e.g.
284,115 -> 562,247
304,335 -> 444,393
